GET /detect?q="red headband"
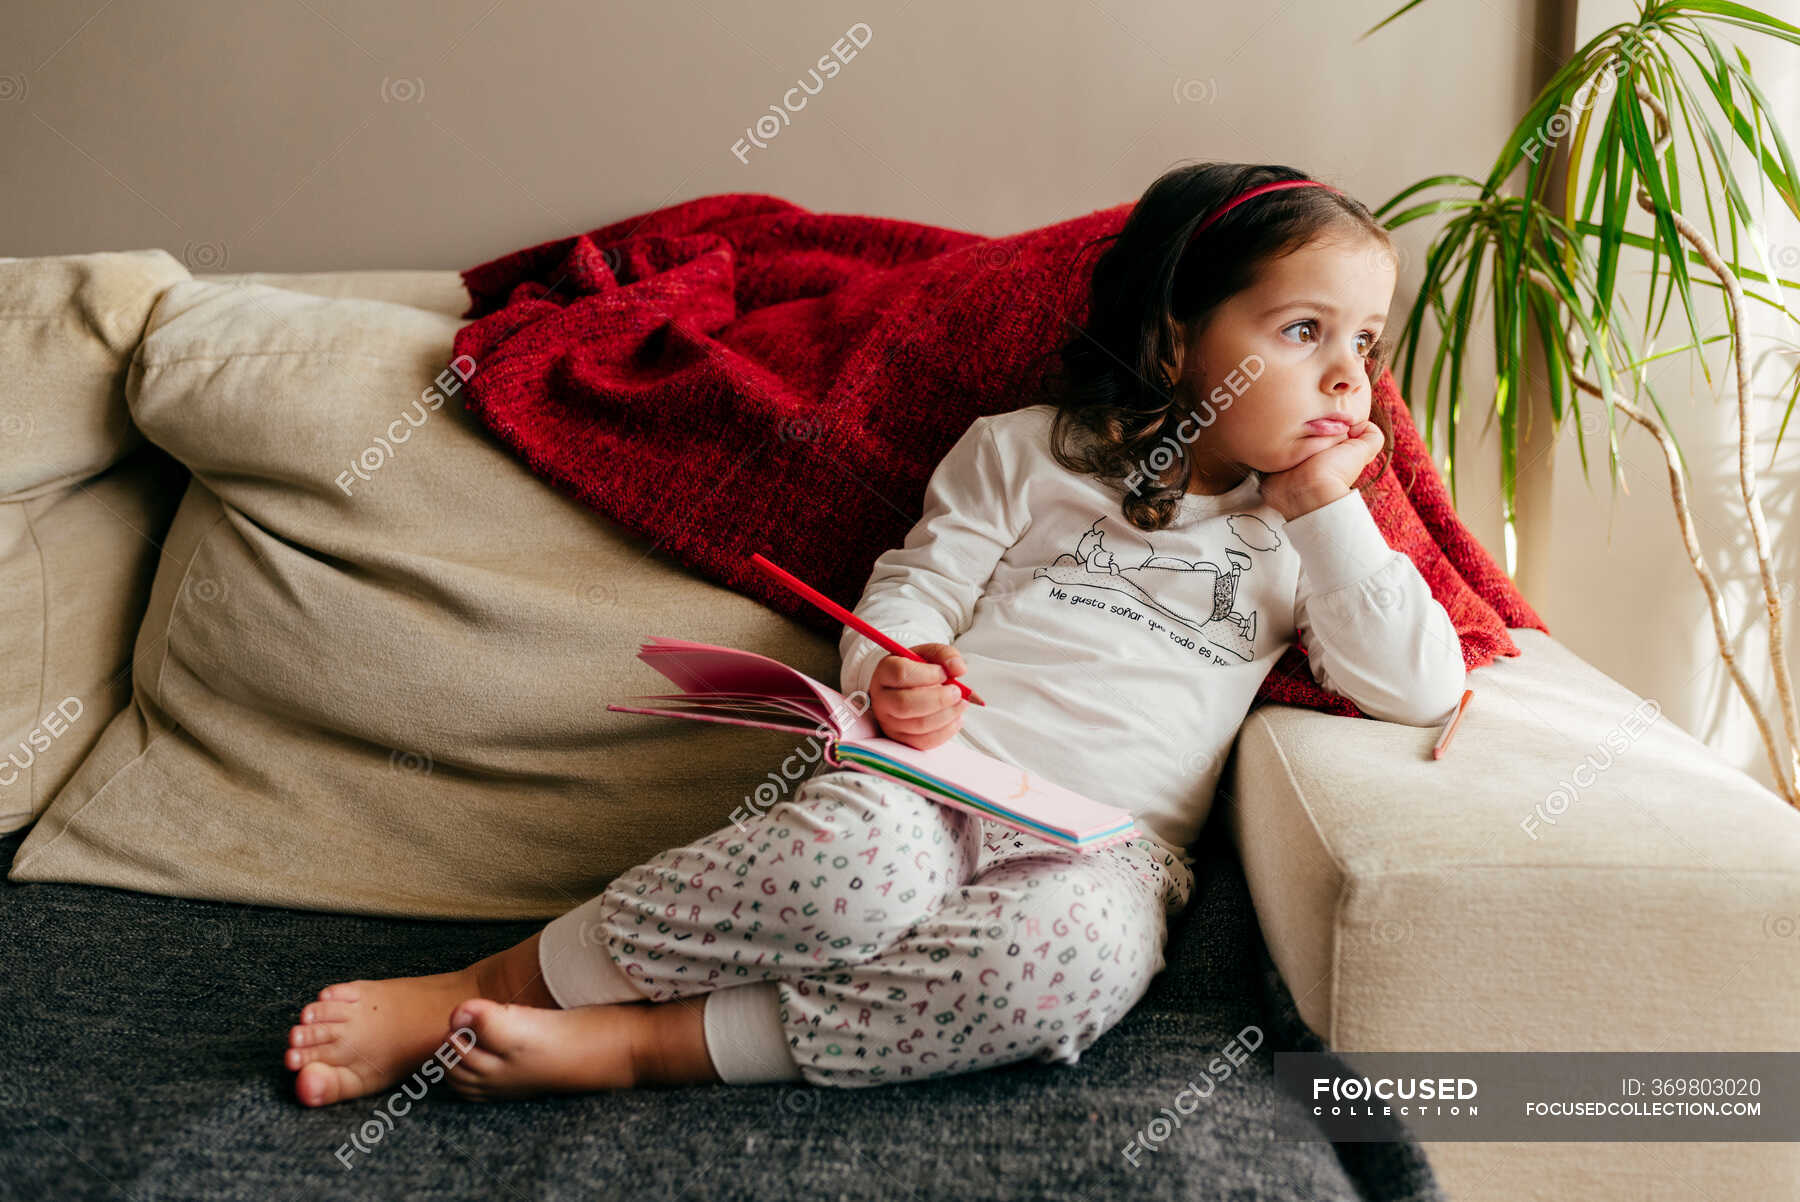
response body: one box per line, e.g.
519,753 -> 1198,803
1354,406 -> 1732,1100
1192,179 -> 1342,237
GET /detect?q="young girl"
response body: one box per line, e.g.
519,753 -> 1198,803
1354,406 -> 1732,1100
284,162 -> 1468,1106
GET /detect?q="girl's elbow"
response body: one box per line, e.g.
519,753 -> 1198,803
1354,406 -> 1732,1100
1369,662 -> 1466,727
1410,665 -> 1468,727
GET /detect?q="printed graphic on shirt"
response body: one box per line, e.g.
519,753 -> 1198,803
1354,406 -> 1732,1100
1032,512 -> 1283,663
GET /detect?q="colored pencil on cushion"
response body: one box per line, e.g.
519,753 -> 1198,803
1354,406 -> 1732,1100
747,551 -> 986,706
1432,689 -> 1474,759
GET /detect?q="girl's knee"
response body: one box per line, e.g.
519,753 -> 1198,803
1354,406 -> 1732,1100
985,882 -> 1164,1005
780,769 -> 951,835
704,773 -> 967,952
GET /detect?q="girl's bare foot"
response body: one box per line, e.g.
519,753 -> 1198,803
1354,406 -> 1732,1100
286,934 -> 555,1107
285,969 -> 479,1107
444,995 -> 717,1100
442,999 -> 637,1099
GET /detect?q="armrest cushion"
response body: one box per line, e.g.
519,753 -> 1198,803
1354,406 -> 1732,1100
1226,626 -> 1800,1052
0,251 -> 191,832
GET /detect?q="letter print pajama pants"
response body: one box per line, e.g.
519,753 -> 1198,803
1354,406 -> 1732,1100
536,764 -> 1196,1089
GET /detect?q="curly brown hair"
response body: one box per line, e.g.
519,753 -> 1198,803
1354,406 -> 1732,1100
1031,162 -> 1398,532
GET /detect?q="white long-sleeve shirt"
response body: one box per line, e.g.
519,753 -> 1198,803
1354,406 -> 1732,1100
838,403 -> 1468,861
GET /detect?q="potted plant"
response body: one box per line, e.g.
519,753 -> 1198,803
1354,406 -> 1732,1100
1366,0 -> 1800,805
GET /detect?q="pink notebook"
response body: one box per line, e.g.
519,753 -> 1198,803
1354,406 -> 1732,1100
606,638 -> 1138,850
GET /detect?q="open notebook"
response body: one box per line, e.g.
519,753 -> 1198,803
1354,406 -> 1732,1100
606,638 -> 1138,850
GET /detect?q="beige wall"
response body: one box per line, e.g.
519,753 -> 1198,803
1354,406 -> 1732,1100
3,1 -> 1542,273
1,0 -> 1539,549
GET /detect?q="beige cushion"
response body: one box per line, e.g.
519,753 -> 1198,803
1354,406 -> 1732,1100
10,278 -> 841,918
1227,625 -> 1800,1201
194,269 -> 471,317
0,251 -> 192,832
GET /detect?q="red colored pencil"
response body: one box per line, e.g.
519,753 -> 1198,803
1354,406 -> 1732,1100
748,552 -> 985,705
1431,689 -> 1473,759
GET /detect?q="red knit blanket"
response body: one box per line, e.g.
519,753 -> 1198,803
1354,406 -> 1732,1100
452,193 -> 1546,718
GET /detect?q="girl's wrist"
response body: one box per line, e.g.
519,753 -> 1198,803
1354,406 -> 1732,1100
1272,481 -> 1351,522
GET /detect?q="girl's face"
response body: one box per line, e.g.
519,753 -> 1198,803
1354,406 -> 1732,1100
1174,231 -> 1396,491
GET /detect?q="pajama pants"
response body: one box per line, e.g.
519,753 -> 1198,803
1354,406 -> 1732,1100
536,763 -> 1195,1089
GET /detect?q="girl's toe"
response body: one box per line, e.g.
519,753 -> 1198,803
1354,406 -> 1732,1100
290,1023 -> 338,1048
448,997 -> 499,1032
300,1001 -> 353,1024
449,1045 -> 501,1079
286,1045 -> 334,1070
449,1080 -> 490,1102
294,1060 -> 359,1107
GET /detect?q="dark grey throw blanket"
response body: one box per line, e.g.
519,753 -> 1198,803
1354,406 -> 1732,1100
0,807 -> 1443,1202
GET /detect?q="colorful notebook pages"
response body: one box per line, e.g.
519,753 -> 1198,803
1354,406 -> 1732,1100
607,637 -> 1139,851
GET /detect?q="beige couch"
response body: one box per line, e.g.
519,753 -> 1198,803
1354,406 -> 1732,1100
1230,629 -> 1800,1199
5,253 -> 1797,1201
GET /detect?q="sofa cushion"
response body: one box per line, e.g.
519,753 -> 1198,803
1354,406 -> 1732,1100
195,269 -> 471,317
1226,625 -> 1800,1200
9,278 -> 841,918
0,250 -> 192,832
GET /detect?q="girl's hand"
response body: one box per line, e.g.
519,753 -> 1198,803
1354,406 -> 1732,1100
868,643 -> 970,751
1259,419 -> 1384,521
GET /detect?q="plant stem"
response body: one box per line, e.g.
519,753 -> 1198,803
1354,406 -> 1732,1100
1534,276 -> 1796,807
1517,78 -> 1800,807
1638,82 -> 1800,804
